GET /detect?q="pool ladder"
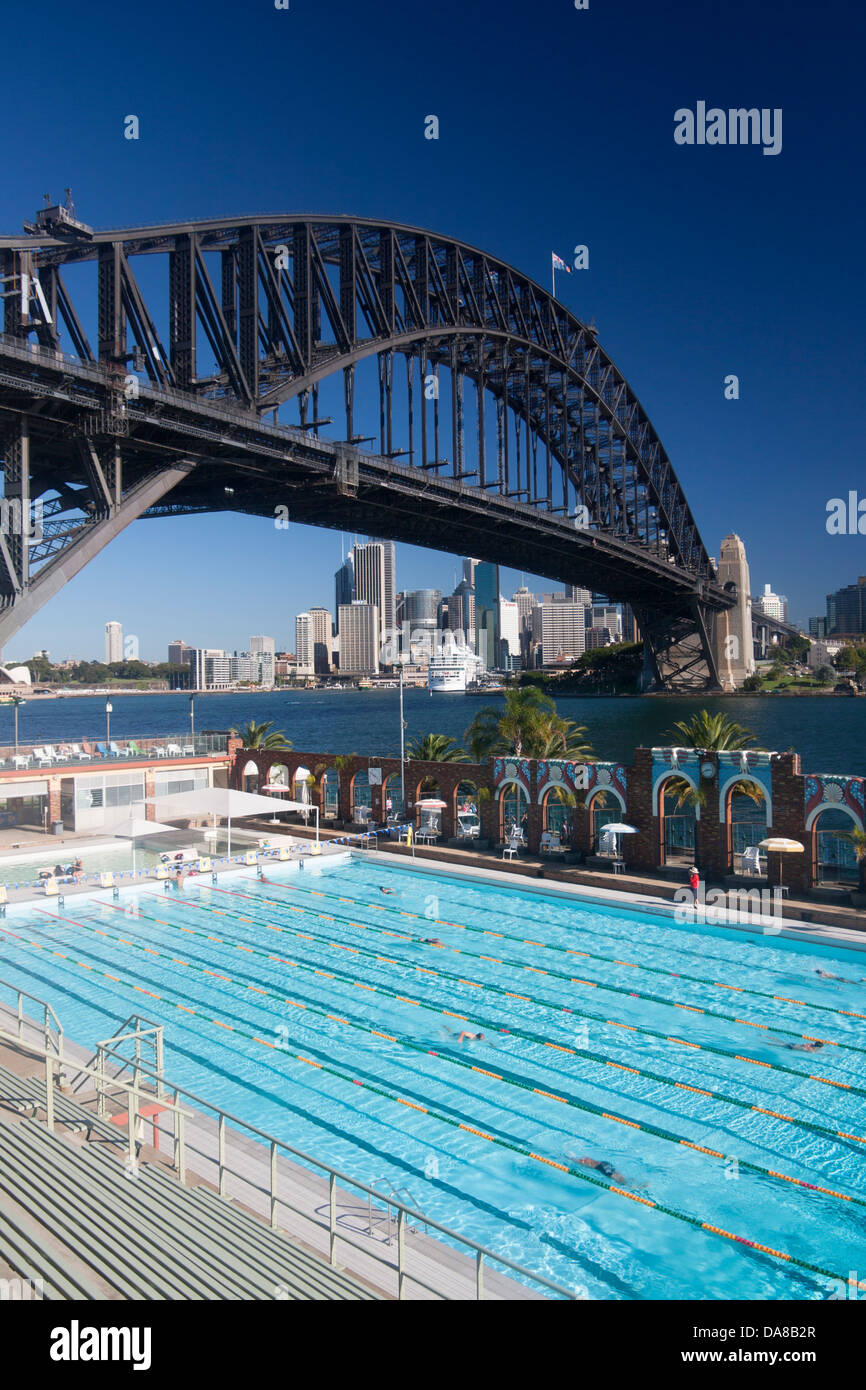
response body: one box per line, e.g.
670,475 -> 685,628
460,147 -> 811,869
368,1177 -> 428,1243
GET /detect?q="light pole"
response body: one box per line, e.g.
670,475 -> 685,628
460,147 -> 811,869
12,695 -> 24,755
105,700 -> 113,746
398,657 -> 406,816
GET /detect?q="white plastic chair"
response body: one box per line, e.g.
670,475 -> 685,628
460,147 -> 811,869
502,832 -> 521,860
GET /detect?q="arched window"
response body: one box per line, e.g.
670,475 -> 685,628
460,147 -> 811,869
455,780 -> 480,840
544,787 -> 573,840
321,768 -> 340,819
814,808 -> 858,887
500,782 -> 528,840
729,787 -> 769,876
242,759 -> 260,794
384,772 -> 404,822
351,770 -> 372,825
588,791 -> 619,853
416,778 -> 442,834
659,778 -> 695,866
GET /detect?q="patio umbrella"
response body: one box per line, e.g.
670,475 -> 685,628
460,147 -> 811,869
113,815 -> 175,875
758,837 -> 804,889
601,821 -> 638,859
293,766 -> 312,824
416,798 -> 447,809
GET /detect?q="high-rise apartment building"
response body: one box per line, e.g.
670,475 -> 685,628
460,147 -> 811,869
295,614 -> 314,676
540,601 -> 587,667
167,639 -> 192,666
308,607 -> 333,673
105,621 -> 122,664
826,577 -> 866,636
753,584 -> 786,623
338,602 -> 379,675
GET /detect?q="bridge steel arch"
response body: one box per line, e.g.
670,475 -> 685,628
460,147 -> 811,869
0,212 -> 734,685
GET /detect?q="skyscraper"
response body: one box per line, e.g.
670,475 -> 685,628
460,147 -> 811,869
334,553 -> 355,621
540,602 -> 587,667
249,635 -> 275,657
295,614 -> 314,676
308,607 -> 333,673
474,563 -> 500,670
338,602 -> 379,674
353,540 -> 396,652
105,621 -> 122,664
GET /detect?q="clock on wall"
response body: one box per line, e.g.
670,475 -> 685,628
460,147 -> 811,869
700,761 -> 715,779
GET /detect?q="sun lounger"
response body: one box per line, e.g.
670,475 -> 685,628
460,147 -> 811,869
12,754 -> 31,769
32,747 -> 54,766
95,742 -> 111,758
69,743 -> 91,761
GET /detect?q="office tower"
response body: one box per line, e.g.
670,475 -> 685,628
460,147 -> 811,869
451,579 -> 475,642
309,607 -> 333,673
338,602 -> 379,674
513,586 -> 534,629
620,603 -> 640,643
353,540 -> 396,657
335,554 -> 355,621
809,616 -> 828,640
295,614 -> 314,676
540,601 -> 587,667
590,605 -> 622,639
826,576 -> 866,636
585,627 -> 614,650
167,639 -> 191,666
474,562 -> 500,670
564,585 -> 592,606
105,621 -> 122,663
753,584 -> 786,623
249,635 -> 275,657
462,557 -> 479,587
498,598 -> 521,667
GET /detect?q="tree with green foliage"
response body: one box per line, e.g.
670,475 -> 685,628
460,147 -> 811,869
229,720 -> 293,750
405,732 -> 468,762
465,685 -> 593,761
664,710 -> 762,809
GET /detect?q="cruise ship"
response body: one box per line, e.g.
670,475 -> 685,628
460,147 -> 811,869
428,649 -> 482,693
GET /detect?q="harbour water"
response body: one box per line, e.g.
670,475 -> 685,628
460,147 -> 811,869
1,691 -> 862,776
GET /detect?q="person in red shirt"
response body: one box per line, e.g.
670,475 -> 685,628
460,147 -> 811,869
688,866 -> 700,904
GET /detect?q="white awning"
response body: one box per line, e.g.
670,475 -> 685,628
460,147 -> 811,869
143,788 -> 289,819
0,778 -> 49,798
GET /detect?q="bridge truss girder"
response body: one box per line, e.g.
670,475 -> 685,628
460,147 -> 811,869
0,215 -> 734,685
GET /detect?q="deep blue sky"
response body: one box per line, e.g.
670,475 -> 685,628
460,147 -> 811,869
1,0 -> 863,659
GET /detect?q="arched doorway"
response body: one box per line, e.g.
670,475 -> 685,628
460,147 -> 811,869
813,808 -> 859,887
384,772 -> 405,823
242,759 -> 260,793
659,777 -> 696,867
543,787 -> 574,843
499,782 -> 528,841
728,786 -> 769,876
588,790 -> 621,854
351,770 -> 372,825
320,767 -> 340,820
415,777 -> 442,837
454,779 -> 480,840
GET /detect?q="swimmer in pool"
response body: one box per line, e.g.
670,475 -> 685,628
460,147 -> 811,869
455,1031 -> 484,1043
816,968 -> 864,984
576,1157 -> 627,1182
575,1156 -> 649,1190
379,886 -> 395,895
421,937 -> 444,946
785,1039 -> 824,1051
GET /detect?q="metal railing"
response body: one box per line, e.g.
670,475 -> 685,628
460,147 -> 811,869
0,984 -> 579,1301
0,732 -> 229,766
0,979 -> 64,1059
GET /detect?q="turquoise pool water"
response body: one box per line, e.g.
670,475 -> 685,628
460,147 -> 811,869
1,856 -> 865,1300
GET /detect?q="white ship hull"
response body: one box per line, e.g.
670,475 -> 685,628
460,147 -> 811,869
428,666 -> 467,693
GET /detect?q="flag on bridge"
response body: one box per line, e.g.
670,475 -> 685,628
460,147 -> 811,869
552,252 -> 571,274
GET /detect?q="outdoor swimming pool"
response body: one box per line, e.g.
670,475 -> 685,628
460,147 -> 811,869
1,855 -> 864,1300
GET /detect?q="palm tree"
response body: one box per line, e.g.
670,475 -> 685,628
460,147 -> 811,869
663,710 -> 762,809
405,732 -> 468,762
229,719 -> 293,750
666,711 -> 758,751
465,686 -> 591,762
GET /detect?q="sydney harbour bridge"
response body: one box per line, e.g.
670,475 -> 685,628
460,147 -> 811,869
0,203 -> 747,689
